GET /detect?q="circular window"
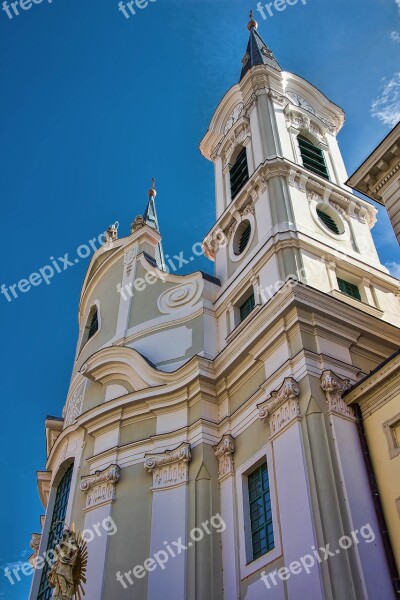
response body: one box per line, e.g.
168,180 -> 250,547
316,208 -> 340,235
233,220 -> 252,255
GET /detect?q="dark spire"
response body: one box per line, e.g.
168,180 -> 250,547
240,11 -> 282,81
143,178 -> 166,271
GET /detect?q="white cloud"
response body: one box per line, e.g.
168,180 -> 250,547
386,261 -> 400,278
390,31 -> 400,43
371,73 -> 400,126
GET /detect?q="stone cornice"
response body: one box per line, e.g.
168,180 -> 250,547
144,442 -> 191,491
258,377 -> 300,439
213,434 -> 235,481
203,157 -> 377,255
80,464 -> 121,511
346,124 -> 400,204
320,371 -> 354,420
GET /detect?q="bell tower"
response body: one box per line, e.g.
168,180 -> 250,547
201,13 -> 399,343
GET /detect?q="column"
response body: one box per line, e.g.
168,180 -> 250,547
320,371 -> 393,599
80,464 -> 121,598
144,443 -> 191,600
258,378 -> 324,599
213,435 -> 240,600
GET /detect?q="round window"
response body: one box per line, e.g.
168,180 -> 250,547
233,220 -> 252,255
316,208 -> 341,235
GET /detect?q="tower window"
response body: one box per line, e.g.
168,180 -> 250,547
37,464 -> 74,600
298,135 -> 329,180
230,147 -> 249,198
248,462 -> 274,560
316,208 -> 340,234
81,305 -> 99,350
233,220 -> 252,255
88,309 -> 99,339
239,293 -> 255,322
337,278 -> 361,301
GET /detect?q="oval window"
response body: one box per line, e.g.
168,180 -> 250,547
233,220 -> 252,255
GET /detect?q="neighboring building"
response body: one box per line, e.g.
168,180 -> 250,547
344,351 -> 400,578
347,122 -> 400,244
29,16 -> 400,600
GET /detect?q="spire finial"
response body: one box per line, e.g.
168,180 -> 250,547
148,177 -> 157,198
247,9 -> 258,31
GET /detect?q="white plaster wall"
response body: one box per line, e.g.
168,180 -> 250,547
94,427 -> 120,456
147,486 -> 187,600
132,326 -> 193,365
156,407 -> 188,435
331,415 -> 394,600
273,423 -> 324,599
220,476 -> 240,599
82,504 -> 112,599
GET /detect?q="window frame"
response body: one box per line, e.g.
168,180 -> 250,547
229,146 -> 249,199
236,444 -> 282,579
298,134 -> 330,180
337,277 -> 362,301
79,300 -> 101,352
37,463 -> 74,600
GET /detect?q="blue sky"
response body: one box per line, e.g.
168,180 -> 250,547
0,0 -> 399,597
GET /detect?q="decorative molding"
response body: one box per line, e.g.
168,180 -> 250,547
213,434 -> 235,481
80,464 -> 121,511
320,371 -> 354,419
157,280 -> 203,314
258,377 -> 301,438
64,380 -> 86,428
124,247 -> 136,276
29,533 -> 41,566
144,442 -> 191,491
223,124 -> 251,166
224,102 -> 244,135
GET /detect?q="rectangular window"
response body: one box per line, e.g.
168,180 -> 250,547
298,135 -> 329,180
230,148 -> 249,198
239,293 -> 255,322
337,277 -> 361,301
248,463 -> 274,560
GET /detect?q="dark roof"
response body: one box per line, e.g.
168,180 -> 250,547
45,415 -> 64,422
344,348 -> 400,396
200,271 -> 221,286
240,28 -> 282,81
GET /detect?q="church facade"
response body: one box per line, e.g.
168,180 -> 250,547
29,16 -> 400,600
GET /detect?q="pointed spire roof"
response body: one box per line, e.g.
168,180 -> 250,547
143,178 -> 166,271
240,11 -> 282,80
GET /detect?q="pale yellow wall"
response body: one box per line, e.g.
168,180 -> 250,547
363,394 -> 400,571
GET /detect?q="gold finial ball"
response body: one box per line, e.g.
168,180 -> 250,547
148,177 -> 157,197
247,10 -> 258,30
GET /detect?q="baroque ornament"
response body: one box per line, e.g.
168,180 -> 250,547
258,377 -> 301,438
213,434 -> 235,481
320,371 -> 354,419
157,280 -> 203,314
48,526 -> 88,600
64,381 -> 86,428
80,464 -> 121,511
144,442 -> 191,491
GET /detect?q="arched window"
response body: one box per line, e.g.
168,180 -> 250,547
81,305 -> 99,349
37,463 -> 74,600
230,147 -> 249,198
298,135 -> 329,180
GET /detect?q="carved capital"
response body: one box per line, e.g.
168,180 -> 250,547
213,435 -> 235,481
321,371 -> 354,419
258,377 -> 301,439
80,464 -> 121,511
144,442 -> 191,491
